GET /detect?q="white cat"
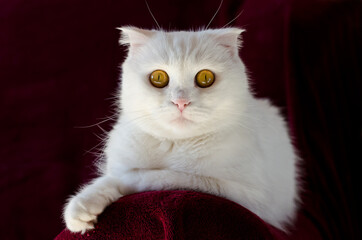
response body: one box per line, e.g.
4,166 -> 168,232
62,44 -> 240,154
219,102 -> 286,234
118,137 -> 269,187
63,27 -> 299,233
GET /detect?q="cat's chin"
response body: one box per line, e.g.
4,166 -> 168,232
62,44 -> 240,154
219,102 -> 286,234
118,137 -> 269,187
164,116 -> 196,138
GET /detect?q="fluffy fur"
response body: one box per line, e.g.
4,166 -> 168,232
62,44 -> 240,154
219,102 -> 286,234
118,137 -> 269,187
63,27 -> 299,233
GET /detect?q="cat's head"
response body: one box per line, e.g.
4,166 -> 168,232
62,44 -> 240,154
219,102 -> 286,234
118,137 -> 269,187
118,26 -> 251,139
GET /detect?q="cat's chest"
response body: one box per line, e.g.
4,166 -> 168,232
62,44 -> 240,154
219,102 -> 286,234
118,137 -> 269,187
140,135 -> 214,169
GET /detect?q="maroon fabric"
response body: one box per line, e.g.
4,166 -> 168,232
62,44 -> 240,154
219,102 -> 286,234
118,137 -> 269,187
1,0 -> 360,239
55,191 -> 321,240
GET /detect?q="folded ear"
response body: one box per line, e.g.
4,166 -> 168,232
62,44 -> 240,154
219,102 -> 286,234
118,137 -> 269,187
117,26 -> 155,49
211,28 -> 245,56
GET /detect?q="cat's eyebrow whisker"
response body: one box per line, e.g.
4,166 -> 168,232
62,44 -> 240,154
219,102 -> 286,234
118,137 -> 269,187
222,9 -> 244,28
206,0 -> 223,29
145,0 -> 161,29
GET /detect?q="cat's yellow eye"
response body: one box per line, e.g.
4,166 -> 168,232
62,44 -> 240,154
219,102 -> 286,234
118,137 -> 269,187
195,69 -> 215,88
149,70 -> 169,88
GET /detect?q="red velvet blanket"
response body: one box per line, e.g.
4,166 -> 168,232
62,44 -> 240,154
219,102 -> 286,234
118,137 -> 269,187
55,191 -> 321,240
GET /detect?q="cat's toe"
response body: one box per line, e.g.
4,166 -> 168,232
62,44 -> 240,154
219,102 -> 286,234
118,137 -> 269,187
65,216 -> 95,234
64,197 -> 102,233
64,208 -> 96,233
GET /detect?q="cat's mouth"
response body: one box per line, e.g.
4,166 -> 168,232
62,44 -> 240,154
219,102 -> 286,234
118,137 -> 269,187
170,115 -> 193,125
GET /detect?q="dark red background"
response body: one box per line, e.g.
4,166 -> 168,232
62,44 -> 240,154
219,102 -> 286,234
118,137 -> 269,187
1,0 -> 360,239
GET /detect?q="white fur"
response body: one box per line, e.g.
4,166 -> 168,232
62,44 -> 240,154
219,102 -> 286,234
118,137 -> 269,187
63,27 -> 299,233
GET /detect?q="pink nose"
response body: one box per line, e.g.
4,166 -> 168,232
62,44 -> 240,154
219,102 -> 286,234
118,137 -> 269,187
172,99 -> 190,112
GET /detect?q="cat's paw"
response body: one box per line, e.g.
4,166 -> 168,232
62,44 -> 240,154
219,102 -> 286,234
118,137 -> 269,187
64,195 -> 106,234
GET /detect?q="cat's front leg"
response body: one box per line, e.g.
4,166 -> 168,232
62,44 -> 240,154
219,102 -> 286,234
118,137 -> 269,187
120,168 -> 223,196
63,176 -> 123,233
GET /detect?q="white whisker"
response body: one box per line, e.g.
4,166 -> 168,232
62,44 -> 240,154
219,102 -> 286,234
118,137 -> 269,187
83,138 -> 106,156
222,9 -> 244,28
74,116 -> 117,129
145,0 -> 161,29
206,0 -> 224,29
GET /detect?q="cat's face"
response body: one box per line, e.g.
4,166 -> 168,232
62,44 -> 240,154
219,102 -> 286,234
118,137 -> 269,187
119,27 -> 250,139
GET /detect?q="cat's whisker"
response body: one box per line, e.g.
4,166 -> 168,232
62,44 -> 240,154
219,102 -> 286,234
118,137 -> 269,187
93,132 -> 107,141
206,0 -> 224,29
121,114 -> 153,128
145,0 -> 161,29
83,139 -> 106,156
81,118 -> 115,157
81,123 -> 111,157
222,9 -> 244,28
85,149 -> 104,157
96,124 -> 109,135
123,109 -> 152,114
74,115 -> 117,129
